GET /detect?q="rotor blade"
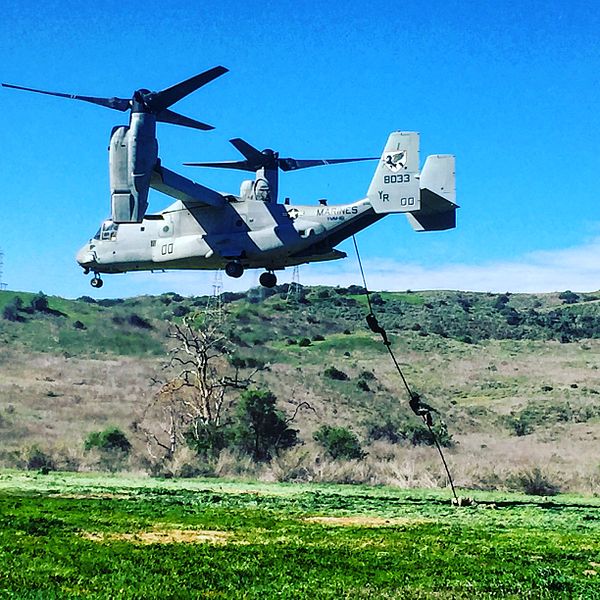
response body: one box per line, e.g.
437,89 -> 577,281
1,83 -> 130,111
278,157 -> 378,172
183,160 -> 253,171
156,108 -> 214,130
147,66 -> 228,112
229,138 -> 265,162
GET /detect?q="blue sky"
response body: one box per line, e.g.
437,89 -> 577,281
1,0 -> 599,297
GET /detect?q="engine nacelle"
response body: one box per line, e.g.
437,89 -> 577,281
109,113 -> 158,223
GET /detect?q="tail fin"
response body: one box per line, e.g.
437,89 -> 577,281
367,131 -> 421,214
406,154 -> 457,231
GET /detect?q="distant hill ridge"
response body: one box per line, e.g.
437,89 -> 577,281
1,286 -> 600,357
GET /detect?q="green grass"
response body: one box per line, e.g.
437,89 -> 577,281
0,291 -> 165,357
0,472 -> 599,598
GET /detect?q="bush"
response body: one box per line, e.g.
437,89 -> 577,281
559,290 -> 580,305
185,422 -> 230,458
368,421 -> 402,444
84,427 -> 132,454
512,468 -> 561,496
324,366 -> 349,381
2,300 -> 21,322
173,305 -> 190,317
25,446 -> 56,473
127,313 -> 152,329
232,389 -> 298,462
313,425 -> 365,460
30,292 -> 49,312
298,337 -> 312,347
368,418 -> 454,448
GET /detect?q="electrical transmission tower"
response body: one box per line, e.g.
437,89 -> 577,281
0,249 -> 6,291
286,266 -> 301,302
204,270 -> 224,323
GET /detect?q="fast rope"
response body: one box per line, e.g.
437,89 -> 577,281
352,235 -> 458,503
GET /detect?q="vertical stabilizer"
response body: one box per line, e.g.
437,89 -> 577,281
367,131 -> 421,214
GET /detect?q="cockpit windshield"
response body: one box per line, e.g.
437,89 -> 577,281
94,221 -> 119,241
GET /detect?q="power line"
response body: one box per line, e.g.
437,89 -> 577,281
204,270 -> 223,324
286,266 -> 301,302
0,249 -> 6,291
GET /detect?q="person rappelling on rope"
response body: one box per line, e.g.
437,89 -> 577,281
409,392 -> 437,427
365,312 -> 390,346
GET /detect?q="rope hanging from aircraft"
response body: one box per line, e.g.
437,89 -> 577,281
351,235 -> 458,503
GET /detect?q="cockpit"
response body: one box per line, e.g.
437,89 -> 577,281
93,221 -> 119,241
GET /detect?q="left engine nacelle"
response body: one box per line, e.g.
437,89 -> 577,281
109,113 -> 158,223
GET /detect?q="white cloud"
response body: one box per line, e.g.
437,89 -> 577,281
300,238 -> 600,293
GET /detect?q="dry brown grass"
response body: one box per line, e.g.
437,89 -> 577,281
1,337 -> 600,494
81,527 -> 231,545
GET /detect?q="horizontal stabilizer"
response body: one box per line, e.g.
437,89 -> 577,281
405,189 -> 458,232
150,165 -> 226,208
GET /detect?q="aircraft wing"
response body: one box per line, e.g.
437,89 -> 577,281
150,164 -> 226,208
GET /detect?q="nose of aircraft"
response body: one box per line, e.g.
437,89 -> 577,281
76,245 -> 96,269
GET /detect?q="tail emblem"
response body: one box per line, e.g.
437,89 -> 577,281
383,151 -> 407,172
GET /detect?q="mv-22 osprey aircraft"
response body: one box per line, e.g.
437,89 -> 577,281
3,67 -> 457,289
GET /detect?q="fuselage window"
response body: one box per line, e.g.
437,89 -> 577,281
101,221 -> 119,241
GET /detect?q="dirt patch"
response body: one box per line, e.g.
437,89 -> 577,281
82,526 -> 231,545
51,493 -> 133,500
303,516 -> 430,527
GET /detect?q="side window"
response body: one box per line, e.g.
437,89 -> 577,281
101,222 -> 119,241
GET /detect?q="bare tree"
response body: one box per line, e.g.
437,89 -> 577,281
138,315 -> 262,464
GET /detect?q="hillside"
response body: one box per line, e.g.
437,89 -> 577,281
1,286 -> 599,494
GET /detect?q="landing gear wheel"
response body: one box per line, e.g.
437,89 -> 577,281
90,276 -> 104,288
225,261 -> 244,278
259,271 -> 277,288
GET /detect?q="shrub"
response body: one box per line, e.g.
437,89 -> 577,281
313,425 -> 365,460
84,427 -> 132,454
368,418 -> 454,448
30,292 -> 49,312
559,290 -> 580,305
232,389 -> 299,462
172,305 -> 190,317
73,320 -> 86,330
186,422 -> 230,458
25,446 -> 56,473
324,366 -> 349,381
368,420 -> 402,444
359,370 -> 376,381
512,467 -> 561,496
127,314 -> 152,329
2,301 -> 20,322
298,337 -> 312,347
357,379 -> 370,392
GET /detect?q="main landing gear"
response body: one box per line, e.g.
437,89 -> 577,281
90,274 -> 104,288
225,261 -> 244,278
223,262 -> 277,288
259,271 -> 277,288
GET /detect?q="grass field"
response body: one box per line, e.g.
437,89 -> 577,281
1,472 -> 599,598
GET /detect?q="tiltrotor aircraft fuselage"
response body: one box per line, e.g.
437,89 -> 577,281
3,67 -> 458,289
